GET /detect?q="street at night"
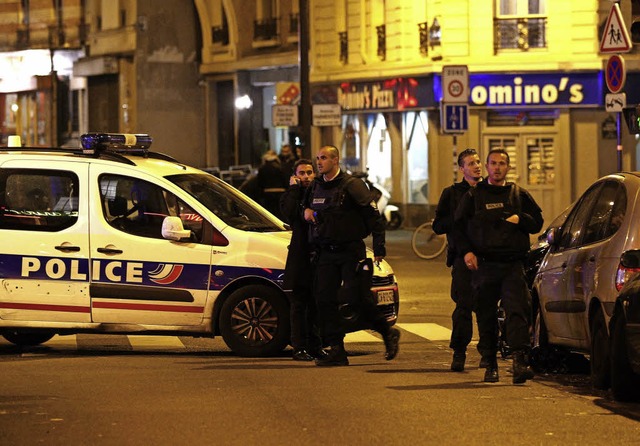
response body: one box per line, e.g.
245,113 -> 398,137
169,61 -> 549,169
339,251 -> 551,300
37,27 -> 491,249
2,230 -> 640,445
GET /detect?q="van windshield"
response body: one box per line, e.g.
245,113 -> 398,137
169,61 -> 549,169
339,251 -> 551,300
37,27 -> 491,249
167,173 -> 286,232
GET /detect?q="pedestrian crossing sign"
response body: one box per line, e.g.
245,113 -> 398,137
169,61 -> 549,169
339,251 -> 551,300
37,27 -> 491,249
600,3 -> 632,53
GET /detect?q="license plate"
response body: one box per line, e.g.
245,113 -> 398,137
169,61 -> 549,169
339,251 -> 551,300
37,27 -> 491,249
376,289 -> 395,305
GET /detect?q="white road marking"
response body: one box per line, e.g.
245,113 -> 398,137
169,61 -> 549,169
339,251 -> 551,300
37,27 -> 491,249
396,323 -> 452,341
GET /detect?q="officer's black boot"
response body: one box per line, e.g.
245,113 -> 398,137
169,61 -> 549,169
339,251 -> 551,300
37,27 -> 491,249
483,357 -> 499,383
315,343 -> 348,367
512,350 -> 534,384
451,350 -> 466,372
383,327 -> 401,360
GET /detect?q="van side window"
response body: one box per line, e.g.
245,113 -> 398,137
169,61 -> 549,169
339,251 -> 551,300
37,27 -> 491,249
99,174 -> 206,241
0,169 -> 79,231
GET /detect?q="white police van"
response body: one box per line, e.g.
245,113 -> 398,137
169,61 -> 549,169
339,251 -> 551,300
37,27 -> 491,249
0,133 -> 399,356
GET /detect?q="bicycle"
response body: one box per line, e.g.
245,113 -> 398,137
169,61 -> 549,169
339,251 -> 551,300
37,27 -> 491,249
411,220 -> 447,260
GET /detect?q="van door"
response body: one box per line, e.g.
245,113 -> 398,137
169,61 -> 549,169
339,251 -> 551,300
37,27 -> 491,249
0,161 -> 91,322
88,166 -> 213,326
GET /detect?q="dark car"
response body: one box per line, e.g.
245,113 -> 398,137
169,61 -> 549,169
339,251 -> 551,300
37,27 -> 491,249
609,249 -> 640,402
531,173 -> 640,400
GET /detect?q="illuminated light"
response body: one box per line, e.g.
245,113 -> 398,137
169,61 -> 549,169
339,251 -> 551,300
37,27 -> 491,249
235,95 -> 253,110
7,135 -> 21,147
80,133 -> 153,154
10,103 -> 18,113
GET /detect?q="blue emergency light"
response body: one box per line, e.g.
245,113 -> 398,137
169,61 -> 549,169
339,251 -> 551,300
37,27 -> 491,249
80,133 -> 153,154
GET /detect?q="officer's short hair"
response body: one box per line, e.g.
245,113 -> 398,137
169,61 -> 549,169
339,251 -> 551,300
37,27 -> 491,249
487,148 -> 510,164
457,148 -> 478,167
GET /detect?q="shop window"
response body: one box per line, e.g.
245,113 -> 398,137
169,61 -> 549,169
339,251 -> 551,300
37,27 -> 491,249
341,115 -> 360,171
406,112 -> 429,204
366,114 -> 392,194
526,137 -> 554,186
494,0 -> 547,52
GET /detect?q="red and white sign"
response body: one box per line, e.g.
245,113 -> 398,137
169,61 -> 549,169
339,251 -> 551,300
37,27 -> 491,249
605,54 -> 626,93
599,3 -> 632,53
442,65 -> 469,103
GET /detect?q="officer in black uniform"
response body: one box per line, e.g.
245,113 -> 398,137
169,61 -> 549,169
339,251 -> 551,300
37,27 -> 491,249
432,148 -> 482,372
454,148 -> 543,384
280,159 -> 323,361
303,145 -> 400,366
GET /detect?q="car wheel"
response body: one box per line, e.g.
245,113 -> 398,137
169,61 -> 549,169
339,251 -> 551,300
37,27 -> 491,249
610,311 -> 640,402
590,308 -> 610,390
219,285 -> 290,357
2,330 -> 55,346
529,302 -> 551,372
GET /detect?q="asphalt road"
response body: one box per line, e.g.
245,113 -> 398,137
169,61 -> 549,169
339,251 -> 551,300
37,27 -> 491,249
2,230 -> 640,445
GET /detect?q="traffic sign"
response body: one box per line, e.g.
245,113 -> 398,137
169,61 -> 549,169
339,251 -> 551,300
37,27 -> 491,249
599,3 -> 632,53
272,105 -> 298,127
442,65 -> 469,103
605,54 -> 626,93
605,93 -> 626,112
441,104 -> 469,133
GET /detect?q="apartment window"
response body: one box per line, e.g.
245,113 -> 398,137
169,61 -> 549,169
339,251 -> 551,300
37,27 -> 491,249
376,25 -> 386,60
254,0 -> 278,42
494,0 -> 546,52
339,31 -> 348,64
211,0 -> 229,45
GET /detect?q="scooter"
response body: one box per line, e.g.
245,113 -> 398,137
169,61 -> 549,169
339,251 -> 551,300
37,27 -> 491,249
351,171 -> 403,230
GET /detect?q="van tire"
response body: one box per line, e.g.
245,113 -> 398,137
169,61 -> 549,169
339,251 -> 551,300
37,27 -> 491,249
219,285 -> 290,357
2,330 -> 55,346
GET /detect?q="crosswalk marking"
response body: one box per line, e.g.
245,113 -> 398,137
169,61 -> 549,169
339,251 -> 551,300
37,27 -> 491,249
127,335 -> 185,349
344,330 -> 381,343
7,323 -> 460,351
46,334 -> 78,348
396,323 -> 452,341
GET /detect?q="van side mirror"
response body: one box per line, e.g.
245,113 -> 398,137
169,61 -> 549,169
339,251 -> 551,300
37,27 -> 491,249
162,216 -> 192,241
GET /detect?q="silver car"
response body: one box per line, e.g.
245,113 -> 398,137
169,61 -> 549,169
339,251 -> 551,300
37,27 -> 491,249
532,173 -> 638,393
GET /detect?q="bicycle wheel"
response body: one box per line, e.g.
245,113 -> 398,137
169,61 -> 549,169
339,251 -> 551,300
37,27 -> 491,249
411,222 -> 447,260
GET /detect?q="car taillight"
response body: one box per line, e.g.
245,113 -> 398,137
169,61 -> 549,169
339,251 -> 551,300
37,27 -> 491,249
615,262 -> 640,291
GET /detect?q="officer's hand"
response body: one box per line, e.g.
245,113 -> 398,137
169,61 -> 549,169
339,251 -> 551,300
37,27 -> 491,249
505,214 -> 519,224
304,208 -> 316,223
464,252 -> 478,270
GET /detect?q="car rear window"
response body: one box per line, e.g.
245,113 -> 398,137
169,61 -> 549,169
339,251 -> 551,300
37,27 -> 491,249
0,169 -> 79,232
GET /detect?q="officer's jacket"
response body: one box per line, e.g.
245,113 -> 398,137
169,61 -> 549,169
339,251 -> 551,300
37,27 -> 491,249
433,179 -> 475,266
305,170 -> 386,257
453,181 -> 543,261
279,183 -> 312,289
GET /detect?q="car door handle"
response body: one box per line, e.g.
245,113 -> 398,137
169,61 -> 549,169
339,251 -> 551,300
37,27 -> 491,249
55,245 -> 81,252
97,247 -> 123,255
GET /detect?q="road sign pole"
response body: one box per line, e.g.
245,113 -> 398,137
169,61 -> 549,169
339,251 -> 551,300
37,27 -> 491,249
617,112 -> 623,172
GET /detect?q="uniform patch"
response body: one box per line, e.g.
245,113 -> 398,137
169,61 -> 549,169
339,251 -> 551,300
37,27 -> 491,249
486,203 -> 504,209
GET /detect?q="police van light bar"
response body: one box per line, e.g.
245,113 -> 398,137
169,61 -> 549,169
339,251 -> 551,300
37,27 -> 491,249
80,133 -> 153,154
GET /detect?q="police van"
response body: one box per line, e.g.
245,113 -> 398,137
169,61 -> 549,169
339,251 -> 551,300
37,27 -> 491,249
0,133 -> 399,356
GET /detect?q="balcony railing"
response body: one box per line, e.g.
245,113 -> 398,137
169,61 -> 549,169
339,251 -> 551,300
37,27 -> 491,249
418,22 -> 429,55
339,31 -> 348,64
254,18 -> 278,42
494,17 -> 547,52
376,24 -> 386,60
212,24 -> 229,45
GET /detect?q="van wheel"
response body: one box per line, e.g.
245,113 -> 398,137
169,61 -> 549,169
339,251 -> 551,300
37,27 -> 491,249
2,330 -> 55,346
590,309 -> 610,390
219,285 -> 290,357
610,311 -> 640,402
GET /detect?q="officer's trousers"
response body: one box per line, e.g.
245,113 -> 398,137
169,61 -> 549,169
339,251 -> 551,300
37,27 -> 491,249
473,260 -> 531,358
450,256 -> 475,352
313,240 -> 389,347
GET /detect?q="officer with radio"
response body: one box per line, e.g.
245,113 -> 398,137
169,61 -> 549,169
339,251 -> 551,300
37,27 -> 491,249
454,148 -> 543,384
303,145 -> 400,366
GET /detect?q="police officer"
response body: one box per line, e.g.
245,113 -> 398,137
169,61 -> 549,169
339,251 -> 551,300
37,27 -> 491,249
454,148 -> 543,384
303,145 -> 400,366
432,148 -> 482,372
279,159 -> 323,361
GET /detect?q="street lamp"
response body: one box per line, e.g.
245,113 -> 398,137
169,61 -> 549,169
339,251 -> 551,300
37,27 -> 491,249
234,94 -> 253,110
429,17 -> 441,47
